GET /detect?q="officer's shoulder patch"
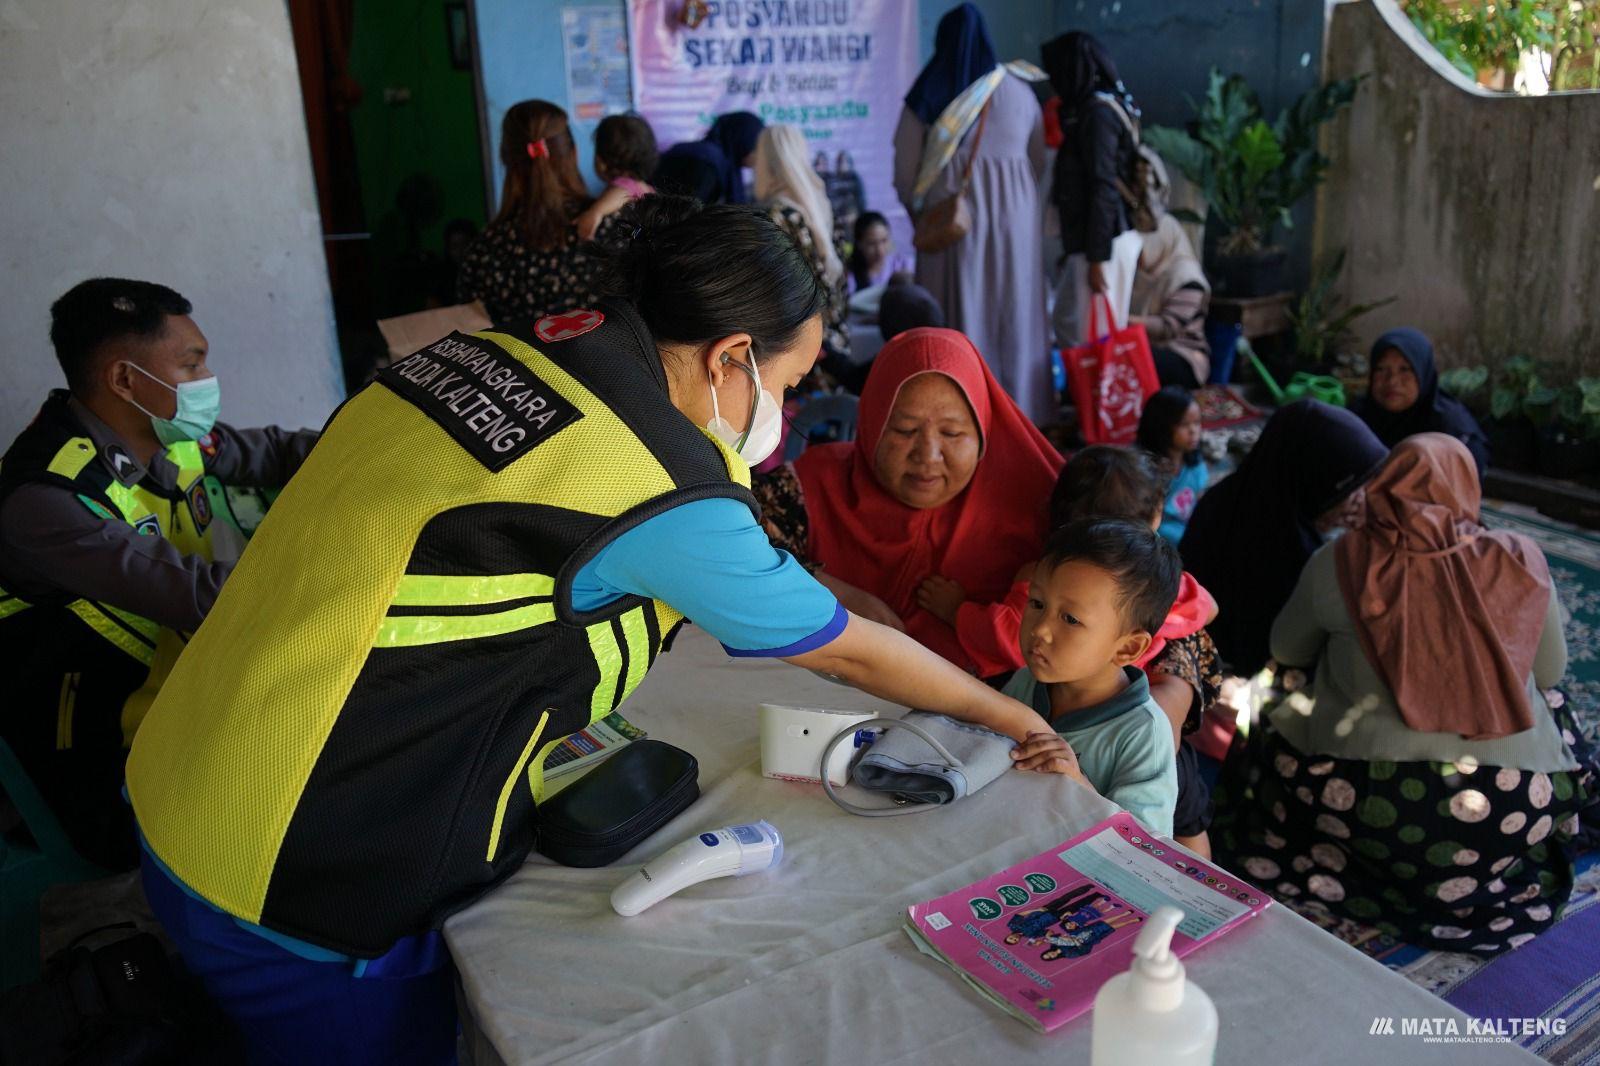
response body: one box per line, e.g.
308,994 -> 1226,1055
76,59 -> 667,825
103,443 -> 138,484
132,514 -> 161,537
533,309 -> 605,343
378,331 -> 583,473
187,479 -> 213,533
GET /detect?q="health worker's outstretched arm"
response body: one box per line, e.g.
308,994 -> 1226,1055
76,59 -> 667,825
784,612 -> 1053,743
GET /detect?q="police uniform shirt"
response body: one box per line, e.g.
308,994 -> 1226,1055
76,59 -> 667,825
0,395 -> 317,631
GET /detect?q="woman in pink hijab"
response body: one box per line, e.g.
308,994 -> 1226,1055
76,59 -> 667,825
1214,434 -> 1590,955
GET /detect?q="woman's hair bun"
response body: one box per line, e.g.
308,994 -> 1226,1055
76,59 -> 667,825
591,194 -> 703,305
589,193 -> 826,360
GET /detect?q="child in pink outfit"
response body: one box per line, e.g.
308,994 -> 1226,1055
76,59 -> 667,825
577,114 -> 659,240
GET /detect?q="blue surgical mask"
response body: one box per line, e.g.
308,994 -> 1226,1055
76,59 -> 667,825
123,362 -> 221,445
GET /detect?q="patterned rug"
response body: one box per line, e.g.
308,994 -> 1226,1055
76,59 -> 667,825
1193,383 -> 1264,431
1271,503 -> 1600,1062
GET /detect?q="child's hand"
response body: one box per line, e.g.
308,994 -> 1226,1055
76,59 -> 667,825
916,575 -> 966,624
1011,731 -> 1087,782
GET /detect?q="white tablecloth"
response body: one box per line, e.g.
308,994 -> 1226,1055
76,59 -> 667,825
446,629 -> 1538,1065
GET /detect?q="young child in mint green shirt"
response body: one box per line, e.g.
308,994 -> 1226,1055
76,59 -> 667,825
1004,518 -> 1182,835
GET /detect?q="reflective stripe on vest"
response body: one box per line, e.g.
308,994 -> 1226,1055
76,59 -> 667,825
4,438 -> 208,673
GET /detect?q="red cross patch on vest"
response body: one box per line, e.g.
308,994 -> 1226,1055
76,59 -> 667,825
534,309 -> 605,343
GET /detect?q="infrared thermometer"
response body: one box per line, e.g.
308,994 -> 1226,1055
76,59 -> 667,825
610,821 -> 783,917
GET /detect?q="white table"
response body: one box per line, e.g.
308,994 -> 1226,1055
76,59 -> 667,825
446,629 -> 1539,1065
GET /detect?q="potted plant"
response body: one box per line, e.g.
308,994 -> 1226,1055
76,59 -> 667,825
1285,250 -> 1395,380
1538,377 -> 1600,480
1483,355 -> 1547,472
1439,364 -> 1489,417
1144,70 -> 1361,297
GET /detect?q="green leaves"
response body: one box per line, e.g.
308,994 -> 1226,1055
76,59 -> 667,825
1143,68 -> 1360,254
1235,121 -> 1285,186
1287,250 -> 1395,369
1439,365 -> 1489,400
1402,0 -> 1600,91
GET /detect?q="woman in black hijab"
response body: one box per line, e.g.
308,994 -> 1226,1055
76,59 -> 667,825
1353,328 -> 1490,477
655,111 -> 764,204
1040,31 -> 1143,351
1179,401 -> 1388,675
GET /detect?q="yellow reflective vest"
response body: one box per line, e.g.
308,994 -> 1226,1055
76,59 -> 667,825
128,301 -> 754,955
0,391 -> 225,757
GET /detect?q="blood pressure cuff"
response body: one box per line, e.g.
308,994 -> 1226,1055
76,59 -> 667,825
851,712 -> 1017,805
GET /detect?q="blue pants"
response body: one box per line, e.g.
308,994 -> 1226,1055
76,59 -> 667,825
140,858 -> 458,1065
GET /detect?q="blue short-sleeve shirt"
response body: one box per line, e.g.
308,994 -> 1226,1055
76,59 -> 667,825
570,496 -> 846,657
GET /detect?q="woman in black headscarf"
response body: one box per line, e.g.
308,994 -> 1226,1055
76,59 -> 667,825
1040,31 -> 1144,354
655,111 -> 764,204
1352,327 -> 1490,477
1179,401 -> 1388,675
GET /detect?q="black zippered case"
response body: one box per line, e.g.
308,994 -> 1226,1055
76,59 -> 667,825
534,739 -> 700,867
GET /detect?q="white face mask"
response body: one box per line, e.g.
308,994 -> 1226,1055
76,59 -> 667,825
706,353 -> 783,466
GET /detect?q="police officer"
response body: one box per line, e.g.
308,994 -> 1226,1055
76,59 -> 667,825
0,278 -> 317,869
127,198 -> 1062,1063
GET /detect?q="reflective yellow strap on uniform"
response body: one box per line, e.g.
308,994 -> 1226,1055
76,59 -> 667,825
165,440 -> 204,486
617,608 -> 649,698
0,591 -> 27,621
105,482 -> 146,523
372,602 -> 556,648
486,709 -> 550,862
585,621 -> 622,720
389,572 -> 555,607
46,437 -> 96,480
66,600 -> 158,665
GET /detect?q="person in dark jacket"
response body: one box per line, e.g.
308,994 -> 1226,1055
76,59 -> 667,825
655,111 -> 764,204
1041,31 -> 1143,348
1179,401 -> 1388,676
1352,327 -> 1490,477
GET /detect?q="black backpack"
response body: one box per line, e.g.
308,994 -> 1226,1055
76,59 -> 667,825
0,924 -> 240,1065
1094,93 -> 1164,234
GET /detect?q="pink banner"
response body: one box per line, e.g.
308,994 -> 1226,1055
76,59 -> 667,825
629,0 -> 919,250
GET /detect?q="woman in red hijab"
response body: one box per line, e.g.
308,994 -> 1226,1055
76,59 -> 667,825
752,328 -> 1062,676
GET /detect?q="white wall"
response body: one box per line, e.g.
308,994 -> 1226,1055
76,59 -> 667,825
0,0 -> 343,443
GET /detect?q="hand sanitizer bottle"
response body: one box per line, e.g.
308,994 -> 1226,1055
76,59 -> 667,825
1090,905 -> 1218,1066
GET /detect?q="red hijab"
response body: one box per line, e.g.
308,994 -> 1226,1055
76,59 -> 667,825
794,328 -> 1062,668
1335,434 -> 1552,739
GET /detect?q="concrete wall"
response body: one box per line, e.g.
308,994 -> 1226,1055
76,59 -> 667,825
0,0 -> 344,443
1318,0 -> 1600,374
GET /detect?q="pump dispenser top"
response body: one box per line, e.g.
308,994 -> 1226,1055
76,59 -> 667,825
1089,905 -> 1218,1066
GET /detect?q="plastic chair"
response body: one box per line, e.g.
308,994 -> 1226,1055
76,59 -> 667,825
0,739 -> 104,988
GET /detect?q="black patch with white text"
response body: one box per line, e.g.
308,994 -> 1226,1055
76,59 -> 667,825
378,332 -> 583,472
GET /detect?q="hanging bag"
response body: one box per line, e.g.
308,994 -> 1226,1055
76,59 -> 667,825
1064,293 -> 1160,444
1095,93 -> 1162,234
912,101 -> 990,255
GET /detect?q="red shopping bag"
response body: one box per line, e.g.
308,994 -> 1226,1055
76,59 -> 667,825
1064,293 -> 1160,444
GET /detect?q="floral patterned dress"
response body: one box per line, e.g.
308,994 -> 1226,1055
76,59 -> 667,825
766,203 -> 849,360
457,217 -> 608,324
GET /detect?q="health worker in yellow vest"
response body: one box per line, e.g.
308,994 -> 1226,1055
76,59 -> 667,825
0,278 -> 317,871
126,197 -> 1065,1064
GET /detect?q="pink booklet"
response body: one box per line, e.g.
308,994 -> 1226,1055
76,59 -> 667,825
904,811 -> 1271,1033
